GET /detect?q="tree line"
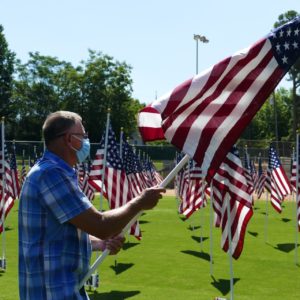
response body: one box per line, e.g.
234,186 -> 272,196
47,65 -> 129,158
0,10 -> 299,143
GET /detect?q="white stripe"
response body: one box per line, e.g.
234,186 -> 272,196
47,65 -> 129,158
273,169 -> 289,196
173,67 -> 212,111
138,111 -> 162,128
203,47 -> 277,171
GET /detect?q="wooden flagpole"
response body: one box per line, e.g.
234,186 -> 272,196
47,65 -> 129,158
78,153 -> 190,289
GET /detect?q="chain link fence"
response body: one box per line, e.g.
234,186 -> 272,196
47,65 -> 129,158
6,139 -> 295,177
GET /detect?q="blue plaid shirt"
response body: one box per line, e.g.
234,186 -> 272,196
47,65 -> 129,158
19,150 -> 93,300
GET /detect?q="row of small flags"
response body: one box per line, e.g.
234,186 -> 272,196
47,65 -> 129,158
88,123 -> 163,239
174,143 -> 299,259
0,121 -> 163,240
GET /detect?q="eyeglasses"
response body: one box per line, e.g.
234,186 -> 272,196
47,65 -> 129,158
55,132 -> 88,139
70,133 -> 89,139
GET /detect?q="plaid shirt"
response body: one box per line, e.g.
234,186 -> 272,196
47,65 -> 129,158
18,150 -> 93,300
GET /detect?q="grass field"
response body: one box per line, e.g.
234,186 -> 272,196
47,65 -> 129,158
0,195 -> 300,300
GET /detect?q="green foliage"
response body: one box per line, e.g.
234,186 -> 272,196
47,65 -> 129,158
0,25 -> 15,121
10,50 -> 142,141
274,10 -> 300,139
2,198 -> 300,299
241,88 -> 293,141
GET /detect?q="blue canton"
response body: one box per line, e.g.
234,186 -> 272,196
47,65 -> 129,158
99,125 -> 123,171
268,146 -> 281,170
269,16 -> 300,70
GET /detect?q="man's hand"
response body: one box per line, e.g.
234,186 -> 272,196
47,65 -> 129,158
90,235 -> 125,255
134,186 -> 166,211
104,235 -> 125,255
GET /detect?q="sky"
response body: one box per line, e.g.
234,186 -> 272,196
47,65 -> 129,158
0,1 -> 299,104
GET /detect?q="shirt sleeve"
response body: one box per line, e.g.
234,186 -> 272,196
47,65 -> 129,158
39,167 -> 92,224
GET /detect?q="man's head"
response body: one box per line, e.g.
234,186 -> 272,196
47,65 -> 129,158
43,111 -> 89,166
43,111 -> 82,147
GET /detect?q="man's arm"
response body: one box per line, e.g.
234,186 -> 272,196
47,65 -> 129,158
69,187 -> 165,240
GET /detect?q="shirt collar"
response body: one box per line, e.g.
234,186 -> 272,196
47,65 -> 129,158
43,150 -> 76,176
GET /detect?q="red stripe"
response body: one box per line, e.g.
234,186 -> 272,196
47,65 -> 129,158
163,58 -> 231,150
207,66 -> 284,181
197,46 -> 274,174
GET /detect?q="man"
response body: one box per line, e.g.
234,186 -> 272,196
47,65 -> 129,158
18,111 -> 165,300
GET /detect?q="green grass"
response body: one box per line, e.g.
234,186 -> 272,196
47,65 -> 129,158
1,196 -> 300,299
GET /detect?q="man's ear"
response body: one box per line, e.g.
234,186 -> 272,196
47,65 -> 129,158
63,133 -> 72,145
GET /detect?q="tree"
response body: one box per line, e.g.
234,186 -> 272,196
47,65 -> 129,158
12,52 -> 71,139
77,50 -> 139,141
12,50 -> 141,141
241,88 -> 292,141
0,24 -> 15,131
274,10 -> 300,139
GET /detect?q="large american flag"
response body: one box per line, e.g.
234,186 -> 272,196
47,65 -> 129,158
0,124 -> 15,233
212,146 -> 253,259
138,17 -> 300,183
266,146 -> 291,213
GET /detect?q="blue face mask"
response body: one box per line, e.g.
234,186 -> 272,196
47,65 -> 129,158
72,136 -> 90,163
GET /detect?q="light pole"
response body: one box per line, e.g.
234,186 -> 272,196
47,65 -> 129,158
193,34 -> 209,74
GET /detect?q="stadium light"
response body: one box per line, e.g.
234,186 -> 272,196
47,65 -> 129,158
193,34 -> 209,74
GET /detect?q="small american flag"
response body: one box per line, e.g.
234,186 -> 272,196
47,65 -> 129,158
256,155 -> 266,199
0,123 -> 15,233
138,17 -> 300,184
122,139 -> 147,197
212,145 -> 253,259
296,134 -> 300,231
243,151 -> 254,195
266,146 -> 291,213
291,149 -> 297,192
179,160 -> 207,218
77,162 -> 95,201
9,145 -> 20,199
20,154 -> 27,187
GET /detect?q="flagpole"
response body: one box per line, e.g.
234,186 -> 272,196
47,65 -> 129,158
1,117 -> 6,270
264,191 -> 269,244
209,182 -> 214,276
225,192 -> 234,300
78,153 -> 190,289
188,159 -> 195,231
119,127 -> 123,159
99,108 -> 111,212
114,127 -> 124,273
295,133 -> 299,266
174,153 -> 180,209
199,178 -> 205,252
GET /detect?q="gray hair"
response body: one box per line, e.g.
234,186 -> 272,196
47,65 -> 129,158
42,111 -> 82,146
